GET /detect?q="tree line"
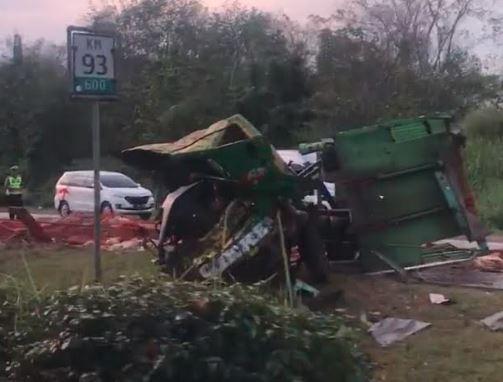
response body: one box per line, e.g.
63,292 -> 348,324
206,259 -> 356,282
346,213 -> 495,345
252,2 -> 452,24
0,0 -> 500,188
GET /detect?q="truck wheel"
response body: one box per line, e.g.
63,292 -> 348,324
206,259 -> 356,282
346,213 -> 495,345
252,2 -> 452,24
298,222 -> 329,283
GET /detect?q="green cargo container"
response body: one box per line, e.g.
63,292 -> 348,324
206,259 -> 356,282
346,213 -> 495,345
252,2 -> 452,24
326,115 -> 487,271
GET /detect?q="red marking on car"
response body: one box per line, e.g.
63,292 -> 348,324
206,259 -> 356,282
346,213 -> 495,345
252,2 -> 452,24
57,186 -> 70,199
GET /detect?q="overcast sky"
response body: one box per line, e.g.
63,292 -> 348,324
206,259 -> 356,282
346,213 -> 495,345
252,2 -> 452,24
0,0 -> 341,44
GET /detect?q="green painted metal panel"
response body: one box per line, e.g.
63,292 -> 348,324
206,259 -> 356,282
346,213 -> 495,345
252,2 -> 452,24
332,115 -> 481,271
359,211 -> 461,270
391,122 -> 430,142
335,117 -> 451,176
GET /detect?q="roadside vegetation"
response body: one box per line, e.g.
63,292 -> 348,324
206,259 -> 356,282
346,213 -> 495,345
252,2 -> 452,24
1,0 -> 501,192
463,108 -> 503,229
4,249 -> 503,381
0,249 -> 366,381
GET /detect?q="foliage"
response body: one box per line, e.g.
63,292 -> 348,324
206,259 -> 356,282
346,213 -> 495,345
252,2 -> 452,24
306,0 -> 496,133
0,42 -> 91,187
464,135 -> 503,229
462,107 -> 503,139
0,0 -> 499,190
0,277 -> 367,381
462,108 -> 503,229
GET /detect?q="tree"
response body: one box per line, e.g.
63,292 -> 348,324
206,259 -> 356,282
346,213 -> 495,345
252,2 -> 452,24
0,40 -> 90,185
306,0 -> 496,136
0,0 -> 497,191
88,0 -> 312,146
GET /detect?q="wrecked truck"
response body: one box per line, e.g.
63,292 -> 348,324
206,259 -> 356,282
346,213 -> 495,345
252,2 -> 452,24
122,115 -> 330,283
122,113 -> 488,282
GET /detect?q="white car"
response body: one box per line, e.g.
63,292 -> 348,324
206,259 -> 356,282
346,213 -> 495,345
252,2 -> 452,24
54,171 -> 155,219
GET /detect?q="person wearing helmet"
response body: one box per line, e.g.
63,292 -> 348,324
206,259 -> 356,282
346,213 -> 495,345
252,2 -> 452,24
4,165 -> 24,220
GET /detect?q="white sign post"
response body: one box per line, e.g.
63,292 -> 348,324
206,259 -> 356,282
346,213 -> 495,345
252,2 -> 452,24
67,27 -> 117,282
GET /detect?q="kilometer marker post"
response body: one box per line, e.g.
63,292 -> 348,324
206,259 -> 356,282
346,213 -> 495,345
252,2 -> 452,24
67,26 -> 118,282
92,102 -> 102,281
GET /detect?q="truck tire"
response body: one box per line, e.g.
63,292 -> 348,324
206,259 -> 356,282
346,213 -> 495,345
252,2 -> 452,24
298,221 -> 329,283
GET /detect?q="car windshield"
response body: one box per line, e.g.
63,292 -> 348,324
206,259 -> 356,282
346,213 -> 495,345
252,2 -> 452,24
101,174 -> 138,188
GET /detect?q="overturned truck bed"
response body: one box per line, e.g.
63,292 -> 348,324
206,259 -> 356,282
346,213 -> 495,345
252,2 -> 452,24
322,114 -> 488,271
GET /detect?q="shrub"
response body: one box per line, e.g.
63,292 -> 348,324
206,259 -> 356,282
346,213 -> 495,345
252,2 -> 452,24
1,278 -> 367,382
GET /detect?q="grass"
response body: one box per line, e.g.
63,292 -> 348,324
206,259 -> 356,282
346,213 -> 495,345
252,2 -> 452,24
464,137 -> 503,230
4,248 -> 503,380
0,246 -> 158,292
463,108 -> 503,230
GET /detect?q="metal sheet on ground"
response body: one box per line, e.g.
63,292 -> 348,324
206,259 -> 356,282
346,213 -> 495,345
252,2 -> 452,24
415,262 -> 503,290
481,311 -> 503,331
370,317 -> 431,347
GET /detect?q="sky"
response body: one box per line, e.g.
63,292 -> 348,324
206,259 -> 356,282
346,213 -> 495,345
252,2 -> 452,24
0,0 -> 341,44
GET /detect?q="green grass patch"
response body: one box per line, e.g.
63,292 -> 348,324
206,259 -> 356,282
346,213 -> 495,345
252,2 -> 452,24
464,137 -> 503,230
0,247 -> 158,292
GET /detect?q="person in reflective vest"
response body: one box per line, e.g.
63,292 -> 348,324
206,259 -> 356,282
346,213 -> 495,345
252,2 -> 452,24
4,165 -> 23,220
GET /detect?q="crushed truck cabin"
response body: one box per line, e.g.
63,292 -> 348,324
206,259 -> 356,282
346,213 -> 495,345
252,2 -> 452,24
120,113 -> 488,282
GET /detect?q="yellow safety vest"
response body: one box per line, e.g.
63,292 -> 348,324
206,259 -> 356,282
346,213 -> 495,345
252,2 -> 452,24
6,175 -> 22,194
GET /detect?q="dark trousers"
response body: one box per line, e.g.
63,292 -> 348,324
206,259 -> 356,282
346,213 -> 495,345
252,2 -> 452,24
6,194 -> 23,220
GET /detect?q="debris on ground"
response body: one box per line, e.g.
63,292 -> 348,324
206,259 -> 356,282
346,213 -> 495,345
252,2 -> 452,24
429,293 -> 451,304
294,280 -> 320,297
1,278 -> 368,382
474,252 -> 503,272
480,311 -> 503,331
416,257 -> 503,289
0,210 -> 157,251
369,318 -> 431,347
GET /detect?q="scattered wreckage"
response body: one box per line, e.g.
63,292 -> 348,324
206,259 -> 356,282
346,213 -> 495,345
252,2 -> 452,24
122,113 -> 488,283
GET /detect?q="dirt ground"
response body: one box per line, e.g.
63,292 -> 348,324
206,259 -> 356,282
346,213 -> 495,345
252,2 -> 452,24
322,273 -> 503,382
3,247 -> 503,381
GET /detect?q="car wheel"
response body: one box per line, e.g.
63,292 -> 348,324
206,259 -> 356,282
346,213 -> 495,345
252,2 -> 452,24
59,201 -> 71,217
139,213 -> 151,221
101,202 -> 114,216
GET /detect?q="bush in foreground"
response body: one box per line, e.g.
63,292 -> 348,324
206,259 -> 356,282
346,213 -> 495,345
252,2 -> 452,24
1,278 -> 366,381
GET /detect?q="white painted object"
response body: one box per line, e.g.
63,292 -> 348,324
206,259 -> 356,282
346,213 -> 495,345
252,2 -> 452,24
199,217 -> 274,278
429,293 -> 450,304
